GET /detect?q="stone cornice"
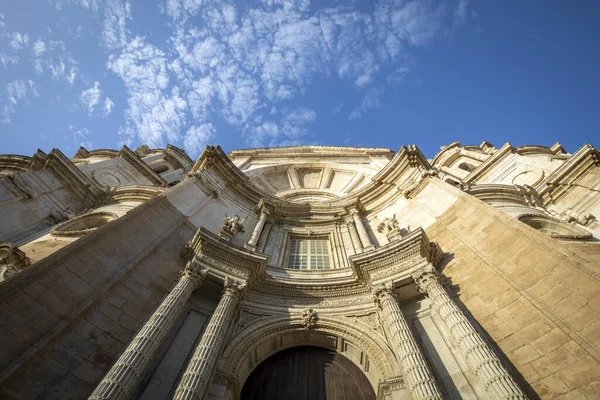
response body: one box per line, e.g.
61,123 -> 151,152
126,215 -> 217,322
461,142 -> 514,184
0,154 -> 33,173
165,144 -> 194,171
182,225 -> 441,298
43,149 -> 104,207
117,146 -> 167,187
228,146 -> 394,161
537,144 -> 599,205
350,227 -> 443,285
188,145 -> 432,219
183,227 -> 269,284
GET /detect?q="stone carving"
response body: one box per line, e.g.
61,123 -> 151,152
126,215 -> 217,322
301,308 -> 318,329
218,214 -> 246,241
0,243 -> 30,282
377,214 -> 405,241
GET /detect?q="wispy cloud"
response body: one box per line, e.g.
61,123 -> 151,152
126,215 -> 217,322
80,81 -> 102,113
348,87 -> 383,120
0,0 -> 469,154
183,123 -> 216,155
2,80 -> 39,123
9,32 -> 30,49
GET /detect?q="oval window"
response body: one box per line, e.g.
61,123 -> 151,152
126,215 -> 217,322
51,212 -> 118,237
519,214 -> 592,240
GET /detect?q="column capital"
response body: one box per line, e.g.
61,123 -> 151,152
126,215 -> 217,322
372,281 -> 396,308
179,261 -> 208,287
223,278 -> 246,299
411,264 -> 441,293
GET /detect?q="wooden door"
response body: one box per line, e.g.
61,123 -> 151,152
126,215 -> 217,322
240,346 -> 376,400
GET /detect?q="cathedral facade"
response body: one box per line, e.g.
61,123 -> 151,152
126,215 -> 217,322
0,141 -> 599,399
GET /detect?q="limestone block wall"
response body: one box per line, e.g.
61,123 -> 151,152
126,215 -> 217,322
424,192 -> 600,399
0,195 -> 205,399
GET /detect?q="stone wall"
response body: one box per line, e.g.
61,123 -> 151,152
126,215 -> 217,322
0,195 -> 207,399
425,193 -> 600,399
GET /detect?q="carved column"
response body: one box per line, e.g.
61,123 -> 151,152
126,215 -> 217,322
350,207 -> 374,251
245,207 -> 269,250
413,266 -> 527,399
89,262 -> 207,400
346,220 -> 364,253
373,283 -> 443,400
173,279 -> 245,400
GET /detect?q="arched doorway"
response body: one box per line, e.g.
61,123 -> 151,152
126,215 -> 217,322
240,346 -> 376,400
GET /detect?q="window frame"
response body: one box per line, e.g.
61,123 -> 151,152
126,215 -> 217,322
285,235 -> 333,271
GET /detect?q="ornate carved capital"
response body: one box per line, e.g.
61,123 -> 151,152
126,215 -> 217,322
179,261 -> 208,287
223,278 -> 246,299
372,281 -> 396,308
411,265 -> 440,293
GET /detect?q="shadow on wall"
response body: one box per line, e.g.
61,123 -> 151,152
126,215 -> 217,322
439,255 -> 541,400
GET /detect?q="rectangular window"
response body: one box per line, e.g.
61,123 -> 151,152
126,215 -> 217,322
287,238 -> 331,270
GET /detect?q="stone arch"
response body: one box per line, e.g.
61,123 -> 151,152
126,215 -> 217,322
218,315 -> 401,396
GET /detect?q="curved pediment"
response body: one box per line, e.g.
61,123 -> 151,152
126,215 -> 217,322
228,147 -> 394,203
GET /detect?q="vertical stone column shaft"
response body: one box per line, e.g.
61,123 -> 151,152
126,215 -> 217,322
89,263 -> 207,400
374,283 -> 443,400
173,279 -> 244,400
246,208 -> 268,248
413,267 -> 527,399
346,220 -> 364,253
351,208 -> 374,250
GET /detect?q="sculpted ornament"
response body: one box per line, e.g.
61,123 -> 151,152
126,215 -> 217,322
302,308 -> 318,329
218,214 -> 246,241
179,261 -> 208,287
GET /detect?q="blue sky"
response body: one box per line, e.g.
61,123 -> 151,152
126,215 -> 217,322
0,0 -> 599,159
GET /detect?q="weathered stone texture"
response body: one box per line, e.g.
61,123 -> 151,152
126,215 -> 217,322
425,194 -> 600,399
0,197 -> 195,399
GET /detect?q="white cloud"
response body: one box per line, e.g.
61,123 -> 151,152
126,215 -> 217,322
2,80 -> 39,123
0,54 -> 19,67
103,0 -> 131,50
108,37 -> 186,146
9,32 -> 30,49
349,87 -> 383,120
33,40 -> 47,56
454,0 -> 470,27
80,81 -> 102,113
101,0 -> 463,149
32,40 -> 79,84
183,123 -> 215,155
103,97 -> 114,116
55,0 -> 101,11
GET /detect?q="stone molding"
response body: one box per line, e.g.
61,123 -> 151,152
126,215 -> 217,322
218,315 -> 400,395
